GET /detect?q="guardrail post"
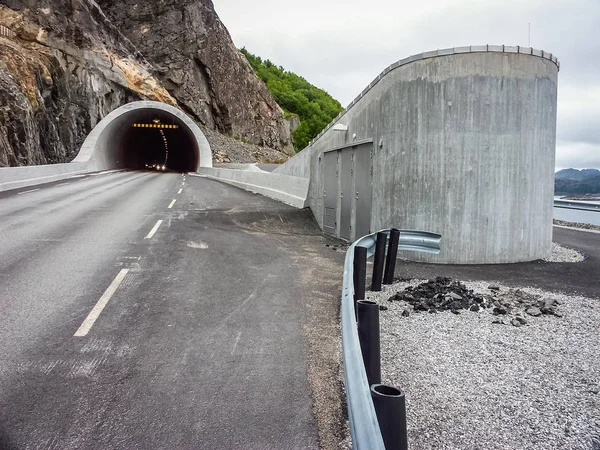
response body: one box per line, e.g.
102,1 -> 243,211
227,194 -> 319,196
383,228 -> 400,284
371,232 -> 387,292
357,300 -> 381,385
353,246 -> 367,317
370,384 -> 408,450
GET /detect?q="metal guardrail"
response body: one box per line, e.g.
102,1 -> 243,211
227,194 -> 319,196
342,228 -> 441,449
554,199 -> 600,212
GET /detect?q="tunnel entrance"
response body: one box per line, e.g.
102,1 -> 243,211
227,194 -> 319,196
120,110 -> 199,172
74,101 -> 212,172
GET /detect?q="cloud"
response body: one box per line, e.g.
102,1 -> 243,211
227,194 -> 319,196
214,0 -> 600,169
556,142 -> 600,170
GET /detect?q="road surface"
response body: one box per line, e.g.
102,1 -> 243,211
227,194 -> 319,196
0,171 -> 345,449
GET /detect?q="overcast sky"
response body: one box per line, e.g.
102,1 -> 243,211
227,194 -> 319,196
213,0 -> 599,170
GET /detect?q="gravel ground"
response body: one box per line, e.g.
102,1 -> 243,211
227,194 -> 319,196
543,242 -> 586,262
367,280 -> 600,450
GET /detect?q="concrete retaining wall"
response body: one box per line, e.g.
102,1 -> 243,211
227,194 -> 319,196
272,147 -> 311,179
197,167 -> 309,209
0,162 -> 89,192
277,46 -> 559,264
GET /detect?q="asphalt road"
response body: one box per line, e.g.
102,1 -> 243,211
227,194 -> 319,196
397,226 -> 600,298
0,171 -> 345,449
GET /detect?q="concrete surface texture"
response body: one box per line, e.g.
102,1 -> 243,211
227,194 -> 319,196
0,171 -> 346,449
197,167 -> 309,208
278,47 -> 559,264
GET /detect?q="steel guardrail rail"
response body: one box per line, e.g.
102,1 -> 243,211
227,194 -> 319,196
554,199 -> 600,212
342,229 -> 441,449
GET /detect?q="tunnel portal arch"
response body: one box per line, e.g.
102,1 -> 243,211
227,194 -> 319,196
74,101 -> 212,172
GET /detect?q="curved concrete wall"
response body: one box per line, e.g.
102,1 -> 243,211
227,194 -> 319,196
74,101 -> 212,170
278,46 -> 559,264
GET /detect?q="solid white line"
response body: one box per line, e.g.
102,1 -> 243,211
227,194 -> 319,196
145,220 -> 163,239
17,189 -> 40,195
91,170 -> 121,176
74,269 -> 129,337
177,188 -> 182,194
168,199 -> 176,209
56,182 -> 70,186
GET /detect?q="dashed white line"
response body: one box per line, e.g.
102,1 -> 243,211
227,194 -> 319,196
17,189 -> 40,195
56,182 -> 70,186
145,220 -> 163,239
74,269 -> 129,337
182,182 -> 185,186
177,188 -> 182,194
168,199 -> 177,209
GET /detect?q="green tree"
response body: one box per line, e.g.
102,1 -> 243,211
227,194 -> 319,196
240,47 -> 343,151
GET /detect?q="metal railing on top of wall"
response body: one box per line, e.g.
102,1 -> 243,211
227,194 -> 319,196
342,229 -> 441,449
308,45 -> 560,148
0,25 -> 16,39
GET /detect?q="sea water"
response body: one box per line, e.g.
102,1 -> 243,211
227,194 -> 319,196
554,196 -> 600,226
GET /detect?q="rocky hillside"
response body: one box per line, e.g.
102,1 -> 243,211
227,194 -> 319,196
555,168 -> 600,194
0,0 -> 293,167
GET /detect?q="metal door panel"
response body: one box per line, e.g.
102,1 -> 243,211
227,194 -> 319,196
323,151 -> 338,234
340,149 -> 353,240
354,144 -> 373,238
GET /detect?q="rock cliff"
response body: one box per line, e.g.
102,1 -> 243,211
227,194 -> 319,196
0,0 -> 292,167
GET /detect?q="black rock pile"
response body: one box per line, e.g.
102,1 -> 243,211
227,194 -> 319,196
388,277 -> 562,326
388,277 -> 485,314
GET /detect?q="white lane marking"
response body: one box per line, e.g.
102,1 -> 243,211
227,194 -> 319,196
177,188 -> 182,194
74,269 -> 129,337
231,331 -> 242,355
67,174 -> 88,179
168,199 -> 176,209
56,182 -> 70,186
17,189 -> 40,195
91,170 -> 121,176
187,241 -> 208,249
182,182 -> 185,186
145,220 -> 163,239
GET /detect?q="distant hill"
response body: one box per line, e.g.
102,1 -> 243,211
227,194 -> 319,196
555,168 -> 600,194
240,48 -> 343,151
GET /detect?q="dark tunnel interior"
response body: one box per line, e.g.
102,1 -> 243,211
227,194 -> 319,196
111,109 -> 200,172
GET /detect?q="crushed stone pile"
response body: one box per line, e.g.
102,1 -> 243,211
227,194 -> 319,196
388,277 -> 562,326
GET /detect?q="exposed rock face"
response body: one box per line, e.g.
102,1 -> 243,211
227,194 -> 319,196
96,0 -> 293,152
0,0 -> 292,167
